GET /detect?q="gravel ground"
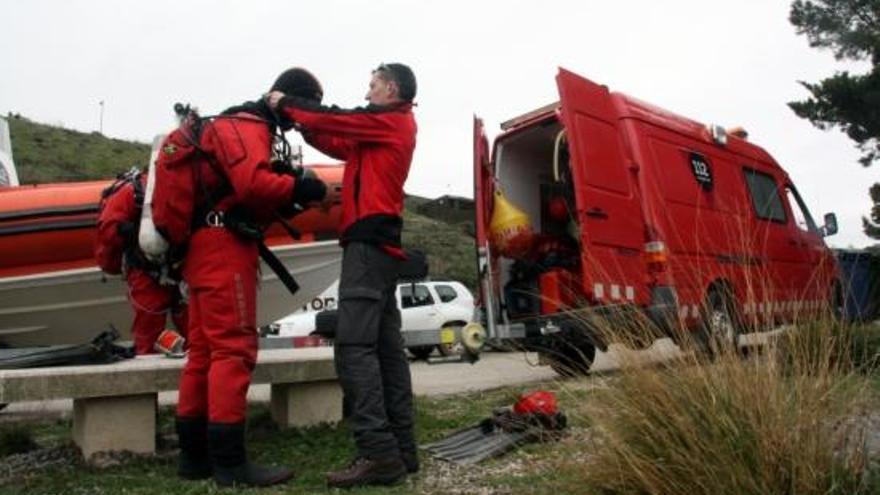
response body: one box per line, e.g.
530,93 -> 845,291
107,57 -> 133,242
413,426 -> 596,495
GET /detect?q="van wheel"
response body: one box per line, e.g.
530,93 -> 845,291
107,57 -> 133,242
408,346 -> 434,360
547,342 -> 595,377
698,289 -> 740,358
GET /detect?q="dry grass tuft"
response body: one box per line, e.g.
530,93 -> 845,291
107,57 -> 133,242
564,315 -> 876,495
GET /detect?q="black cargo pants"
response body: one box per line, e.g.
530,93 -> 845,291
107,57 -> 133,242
334,241 -> 415,459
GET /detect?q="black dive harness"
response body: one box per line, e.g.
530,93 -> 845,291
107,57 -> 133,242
175,103 -> 303,296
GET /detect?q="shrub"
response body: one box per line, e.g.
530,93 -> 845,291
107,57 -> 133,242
573,320 -> 874,495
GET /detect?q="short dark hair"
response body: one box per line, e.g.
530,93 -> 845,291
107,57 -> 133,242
374,63 -> 417,102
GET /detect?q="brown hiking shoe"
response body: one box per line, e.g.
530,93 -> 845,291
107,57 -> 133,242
326,456 -> 407,488
401,450 -> 419,474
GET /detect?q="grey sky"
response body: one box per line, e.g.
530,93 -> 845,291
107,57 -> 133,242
2,0 -> 876,247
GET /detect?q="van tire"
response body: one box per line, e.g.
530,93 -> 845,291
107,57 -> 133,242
697,289 -> 741,358
547,342 -> 595,377
408,346 -> 434,360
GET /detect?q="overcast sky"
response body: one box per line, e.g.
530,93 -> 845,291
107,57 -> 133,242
2,0 -> 876,248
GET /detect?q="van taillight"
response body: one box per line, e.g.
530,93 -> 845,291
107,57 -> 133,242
644,241 -> 668,273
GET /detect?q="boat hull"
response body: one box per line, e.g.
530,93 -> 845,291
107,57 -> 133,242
0,164 -> 345,347
0,240 -> 342,346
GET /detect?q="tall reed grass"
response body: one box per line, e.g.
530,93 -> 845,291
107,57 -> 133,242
566,317 -> 877,495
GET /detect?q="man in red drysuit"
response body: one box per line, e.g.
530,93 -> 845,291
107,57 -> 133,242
173,68 -> 327,488
94,171 -> 187,355
267,62 -> 418,489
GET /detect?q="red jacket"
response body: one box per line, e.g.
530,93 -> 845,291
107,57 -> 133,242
195,114 -> 295,224
278,99 -> 417,245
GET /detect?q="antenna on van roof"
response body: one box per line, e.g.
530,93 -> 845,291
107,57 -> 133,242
708,124 -> 728,146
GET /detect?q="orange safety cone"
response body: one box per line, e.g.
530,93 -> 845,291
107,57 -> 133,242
489,189 -> 533,258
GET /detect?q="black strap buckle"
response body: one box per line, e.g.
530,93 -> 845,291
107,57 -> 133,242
205,211 -> 225,227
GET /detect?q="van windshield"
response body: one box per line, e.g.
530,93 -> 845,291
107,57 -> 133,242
785,185 -> 818,233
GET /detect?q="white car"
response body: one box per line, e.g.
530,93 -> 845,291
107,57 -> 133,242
398,281 -> 475,359
268,281 -> 475,358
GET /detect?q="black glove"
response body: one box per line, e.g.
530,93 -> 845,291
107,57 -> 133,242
117,221 -> 136,241
291,176 -> 327,205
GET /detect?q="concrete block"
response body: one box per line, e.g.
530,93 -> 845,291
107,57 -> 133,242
72,394 -> 156,460
270,380 -> 342,429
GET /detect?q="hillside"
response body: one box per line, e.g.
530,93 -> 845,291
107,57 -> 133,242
7,114 -> 151,183
6,115 -> 477,288
402,209 -> 476,289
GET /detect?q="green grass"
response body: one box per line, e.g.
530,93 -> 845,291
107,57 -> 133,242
2,336 -> 880,494
7,114 -> 151,183
0,384 -> 580,494
402,209 -> 476,291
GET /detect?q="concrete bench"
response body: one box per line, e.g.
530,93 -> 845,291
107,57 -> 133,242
0,348 -> 341,460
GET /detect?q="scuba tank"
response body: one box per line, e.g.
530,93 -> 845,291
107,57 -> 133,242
138,134 -> 170,263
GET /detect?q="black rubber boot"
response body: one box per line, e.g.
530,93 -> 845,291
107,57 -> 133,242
175,416 -> 212,480
207,422 -> 294,487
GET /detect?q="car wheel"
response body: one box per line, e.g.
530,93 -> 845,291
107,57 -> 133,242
408,346 -> 433,360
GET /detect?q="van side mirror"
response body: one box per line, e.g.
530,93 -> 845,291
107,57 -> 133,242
819,212 -> 838,237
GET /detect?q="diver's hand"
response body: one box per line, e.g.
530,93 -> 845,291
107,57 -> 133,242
265,91 -> 285,110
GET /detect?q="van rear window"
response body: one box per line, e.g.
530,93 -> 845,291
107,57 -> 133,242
743,168 -> 786,223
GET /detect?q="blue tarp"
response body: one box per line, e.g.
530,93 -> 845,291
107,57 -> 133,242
834,249 -> 880,322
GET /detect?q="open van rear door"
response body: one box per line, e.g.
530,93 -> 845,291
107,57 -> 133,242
474,116 -> 493,251
555,68 -> 647,304
473,116 -> 501,333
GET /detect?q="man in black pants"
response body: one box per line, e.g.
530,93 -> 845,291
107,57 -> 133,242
268,63 -> 418,488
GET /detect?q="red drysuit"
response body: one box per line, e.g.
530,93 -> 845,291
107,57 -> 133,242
94,175 -> 187,355
175,114 -> 296,424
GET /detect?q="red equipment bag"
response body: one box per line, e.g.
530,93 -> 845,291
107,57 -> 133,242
513,390 -> 558,416
95,169 -> 143,274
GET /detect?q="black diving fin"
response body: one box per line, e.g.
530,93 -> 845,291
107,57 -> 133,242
0,327 -> 134,369
422,403 -> 567,465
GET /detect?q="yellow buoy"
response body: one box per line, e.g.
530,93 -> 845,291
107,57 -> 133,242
489,189 -> 533,258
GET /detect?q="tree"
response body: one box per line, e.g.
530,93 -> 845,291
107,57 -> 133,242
866,183 -> 880,238
789,1 -> 880,239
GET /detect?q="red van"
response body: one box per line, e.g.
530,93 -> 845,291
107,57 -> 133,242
473,68 -> 841,373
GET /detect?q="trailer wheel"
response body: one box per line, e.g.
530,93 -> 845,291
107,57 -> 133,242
437,325 -> 464,357
437,342 -> 462,357
698,289 -> 741,359
408,346 -> 434,361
